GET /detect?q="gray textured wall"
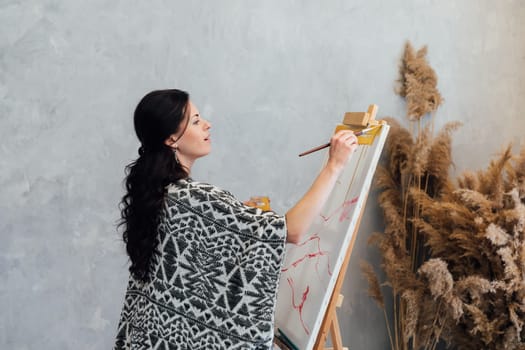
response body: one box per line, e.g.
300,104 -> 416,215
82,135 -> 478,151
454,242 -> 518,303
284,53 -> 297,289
1,1 -> 524,349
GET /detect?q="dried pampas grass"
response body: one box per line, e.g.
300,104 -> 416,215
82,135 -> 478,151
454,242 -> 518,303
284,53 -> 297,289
361,260 -> 385,309
368,134 -> 525,349
397,42 -> 443,121
362,41 -> 525,350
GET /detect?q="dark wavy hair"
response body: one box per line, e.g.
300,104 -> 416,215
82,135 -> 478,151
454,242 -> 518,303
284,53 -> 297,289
119,89 -> 190,282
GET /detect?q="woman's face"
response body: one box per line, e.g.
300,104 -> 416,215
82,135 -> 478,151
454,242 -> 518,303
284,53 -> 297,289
173,101 -> 212,168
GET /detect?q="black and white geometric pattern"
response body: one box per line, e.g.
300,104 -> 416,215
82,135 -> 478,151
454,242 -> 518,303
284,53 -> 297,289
115,179 -> 287,350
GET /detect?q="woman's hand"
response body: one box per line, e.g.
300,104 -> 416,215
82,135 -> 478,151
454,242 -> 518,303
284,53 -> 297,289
326,130 -> 359,171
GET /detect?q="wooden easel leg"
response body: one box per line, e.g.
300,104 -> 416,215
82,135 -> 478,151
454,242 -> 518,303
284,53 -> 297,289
324,294 -> 348,350
329,312 -> 343,350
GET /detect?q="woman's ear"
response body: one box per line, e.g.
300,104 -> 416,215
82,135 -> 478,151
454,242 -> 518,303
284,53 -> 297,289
164,135 -> 178,149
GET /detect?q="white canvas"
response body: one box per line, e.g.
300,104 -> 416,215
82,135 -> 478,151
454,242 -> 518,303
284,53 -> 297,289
275,124 -> 390,350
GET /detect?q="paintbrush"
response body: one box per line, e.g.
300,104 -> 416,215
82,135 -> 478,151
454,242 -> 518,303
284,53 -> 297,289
298,126 -> 378,157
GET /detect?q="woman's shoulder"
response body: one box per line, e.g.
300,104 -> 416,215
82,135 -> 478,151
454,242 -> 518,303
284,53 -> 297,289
167,178 -> 212,193
166,178 -> 234,202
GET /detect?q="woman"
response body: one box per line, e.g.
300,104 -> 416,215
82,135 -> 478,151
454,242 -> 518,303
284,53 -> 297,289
115,89 -> 358,350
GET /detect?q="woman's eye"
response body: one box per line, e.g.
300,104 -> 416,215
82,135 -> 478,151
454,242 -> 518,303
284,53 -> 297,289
193,119 -> 200,125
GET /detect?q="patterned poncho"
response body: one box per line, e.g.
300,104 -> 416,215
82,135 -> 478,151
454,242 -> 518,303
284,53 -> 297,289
115,179 -> 287,350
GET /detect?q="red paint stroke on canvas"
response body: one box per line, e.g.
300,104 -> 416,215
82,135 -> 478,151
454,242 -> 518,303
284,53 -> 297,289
287,277 -> 310,335
320,196 -> 359,223
282,234 -> 332,276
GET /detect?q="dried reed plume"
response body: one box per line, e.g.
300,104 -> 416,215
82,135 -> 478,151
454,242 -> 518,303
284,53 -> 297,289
362,41 -> 525,350
397,42 -> 443,121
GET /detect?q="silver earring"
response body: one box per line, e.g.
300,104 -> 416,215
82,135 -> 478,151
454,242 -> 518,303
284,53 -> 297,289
174,148 -> 180,165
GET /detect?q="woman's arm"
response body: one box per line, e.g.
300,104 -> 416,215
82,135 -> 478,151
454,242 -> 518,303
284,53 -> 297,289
285,130 -> 358,243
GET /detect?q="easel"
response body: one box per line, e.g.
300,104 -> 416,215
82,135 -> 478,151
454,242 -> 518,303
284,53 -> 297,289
274,105 -> 382,350
314,104 -> 380,350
